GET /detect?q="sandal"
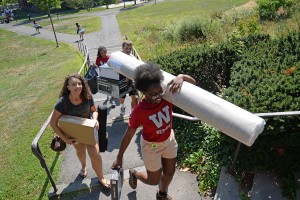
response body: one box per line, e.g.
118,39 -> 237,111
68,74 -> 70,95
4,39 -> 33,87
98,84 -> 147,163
80,168 -> 87,178
98,178 -> 111,189
129,169 -> 137,189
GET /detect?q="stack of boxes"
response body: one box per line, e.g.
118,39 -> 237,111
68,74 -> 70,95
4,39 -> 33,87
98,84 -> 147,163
97,64 -> 132,98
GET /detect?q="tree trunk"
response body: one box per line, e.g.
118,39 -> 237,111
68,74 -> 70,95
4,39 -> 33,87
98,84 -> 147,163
105,0 -> 109,9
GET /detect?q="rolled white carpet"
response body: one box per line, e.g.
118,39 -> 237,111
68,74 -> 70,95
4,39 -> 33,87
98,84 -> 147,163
108,51 -> 265,146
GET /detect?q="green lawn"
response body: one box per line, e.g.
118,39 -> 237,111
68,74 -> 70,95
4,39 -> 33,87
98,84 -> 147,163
117,0 -> 249,60
14,6 -> 106,24
31,16 -> 101,35
0,28 -> 82,199
117,0 -> 300,61
56,6 -> 106,16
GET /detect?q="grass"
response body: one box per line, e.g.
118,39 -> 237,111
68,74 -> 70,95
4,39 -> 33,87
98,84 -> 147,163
117,0 -> 300,61
0,28 -> 82,199
56,6 -> 106,16
34,16 -> 101,35
117,0 -> 249,60
14,6 -> 106,23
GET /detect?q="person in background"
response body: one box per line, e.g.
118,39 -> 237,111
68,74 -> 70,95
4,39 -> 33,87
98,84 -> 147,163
112,63 -> 196,200
50,74 -> 110,189
33,20 -> 42,34
76,23 -> 84,41
96,46 -> 116,108
119,40 -> 138,115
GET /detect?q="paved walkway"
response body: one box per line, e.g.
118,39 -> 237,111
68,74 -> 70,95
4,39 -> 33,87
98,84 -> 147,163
1,3 -> 210,199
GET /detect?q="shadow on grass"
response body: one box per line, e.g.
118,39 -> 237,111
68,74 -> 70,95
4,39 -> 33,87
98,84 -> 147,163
37,152 -> 60,200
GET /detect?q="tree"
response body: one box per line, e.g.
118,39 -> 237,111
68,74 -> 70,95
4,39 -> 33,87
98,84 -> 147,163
1,0 -> 18,8
96,0 -> 116,9
28,0 -> 61,12
63,0 -> 95,10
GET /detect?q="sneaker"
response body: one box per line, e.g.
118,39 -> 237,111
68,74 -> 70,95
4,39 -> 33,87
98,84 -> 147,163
110,99 -> 116,108
156,191 -> 174,200
120,106 -> 126,115
129,169 -> 137,189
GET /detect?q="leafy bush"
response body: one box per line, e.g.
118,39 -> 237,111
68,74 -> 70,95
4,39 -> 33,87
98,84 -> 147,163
225,32 -> 300,133
156,31 -> 300,197
174,119 -> 236,193
63,0 -> 97,9
238,16 -> 261,35
163,18 -> 221,43
224,32 -> 300,199
221,7 -> 258,26
257,0 -> 295,20
153,41 -> 242,93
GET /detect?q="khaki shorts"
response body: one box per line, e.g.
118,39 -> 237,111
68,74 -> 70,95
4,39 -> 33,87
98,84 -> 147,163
141,130 -> 178,172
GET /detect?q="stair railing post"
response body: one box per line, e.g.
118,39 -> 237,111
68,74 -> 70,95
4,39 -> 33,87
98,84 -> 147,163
230,142 -> 241,174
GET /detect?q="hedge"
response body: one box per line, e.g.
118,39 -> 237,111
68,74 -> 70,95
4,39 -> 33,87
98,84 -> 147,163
152,32 -> 300,198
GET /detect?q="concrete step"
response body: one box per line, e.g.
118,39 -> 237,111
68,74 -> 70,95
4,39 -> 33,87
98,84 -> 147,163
214,166 -> 241,200
49,167 -> 208,200
251,171 -> 288,200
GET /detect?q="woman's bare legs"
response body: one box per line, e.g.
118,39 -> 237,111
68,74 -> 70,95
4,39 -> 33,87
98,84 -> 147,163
86,143 -> 110,187
74,143 -> 87,174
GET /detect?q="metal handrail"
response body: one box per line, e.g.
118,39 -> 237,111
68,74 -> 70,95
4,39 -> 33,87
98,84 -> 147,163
171,109 -> 300,173
172,111 -> 300,122
78,42 -> 90,75
230,110 -> 300,173
31,41 -> 90,193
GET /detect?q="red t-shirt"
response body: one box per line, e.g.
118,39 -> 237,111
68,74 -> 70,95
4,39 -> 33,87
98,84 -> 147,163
96,55 -> 110,66
129,98 -> 173,142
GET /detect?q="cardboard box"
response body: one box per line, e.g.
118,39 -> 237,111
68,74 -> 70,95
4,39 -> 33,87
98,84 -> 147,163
58,115 -> 98,145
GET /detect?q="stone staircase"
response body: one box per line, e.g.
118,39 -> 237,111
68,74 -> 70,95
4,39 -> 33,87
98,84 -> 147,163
214,167 -> 299,200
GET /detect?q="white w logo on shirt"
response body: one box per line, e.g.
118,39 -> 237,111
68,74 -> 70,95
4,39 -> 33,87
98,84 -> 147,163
148,106 -> 170,128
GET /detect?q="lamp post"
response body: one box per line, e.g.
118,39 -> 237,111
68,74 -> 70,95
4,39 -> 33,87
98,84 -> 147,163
123,0 -> 125,8
47,5 -> 59,47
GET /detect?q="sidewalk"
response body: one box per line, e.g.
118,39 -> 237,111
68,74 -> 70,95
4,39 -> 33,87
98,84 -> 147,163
1,4 -> 209,200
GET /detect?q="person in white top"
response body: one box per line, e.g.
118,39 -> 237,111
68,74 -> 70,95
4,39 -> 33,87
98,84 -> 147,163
119,40 -> 139,116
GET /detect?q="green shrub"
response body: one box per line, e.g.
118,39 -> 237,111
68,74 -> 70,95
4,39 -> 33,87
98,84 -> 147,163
225,32 -> 300,133
174,119 -> 236,193
257,0 -> 295,20
238,16 -> 261,35
153,41 -> 241,93
224,32 -> 300,199
174,18 -> 221,42
157,31 -> 300,197
221,7 -> 258,26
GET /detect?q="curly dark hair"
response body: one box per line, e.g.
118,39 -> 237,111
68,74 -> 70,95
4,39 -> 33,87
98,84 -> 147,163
59,74 -> 91,102
134,63 -> 164,92
97,46 -> 107,58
